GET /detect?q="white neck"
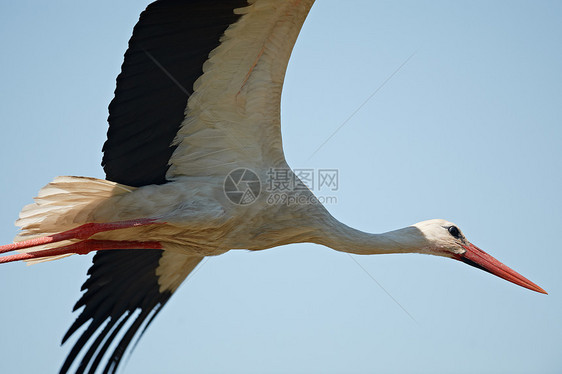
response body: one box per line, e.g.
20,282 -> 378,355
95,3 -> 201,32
313,214 -> 427,255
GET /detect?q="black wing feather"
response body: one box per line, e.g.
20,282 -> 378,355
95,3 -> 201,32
103,0 -> 248,187
60,250 -> 172,374
61,1 -> 248,373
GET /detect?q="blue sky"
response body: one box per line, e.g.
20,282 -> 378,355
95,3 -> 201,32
1,1 -> 561,373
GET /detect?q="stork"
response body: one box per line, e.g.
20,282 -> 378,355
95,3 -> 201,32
0,1 -> 546,373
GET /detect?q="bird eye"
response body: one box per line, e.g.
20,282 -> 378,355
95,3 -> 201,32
448,226 -> 461,239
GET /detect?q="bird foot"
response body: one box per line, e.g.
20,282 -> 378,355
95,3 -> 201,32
0,239 -> 163,264
0,218 -> 164,263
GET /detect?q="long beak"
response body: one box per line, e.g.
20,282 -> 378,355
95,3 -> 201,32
454,243 -> 547,294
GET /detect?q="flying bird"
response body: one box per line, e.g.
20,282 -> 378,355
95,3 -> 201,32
0,1 -> 546,373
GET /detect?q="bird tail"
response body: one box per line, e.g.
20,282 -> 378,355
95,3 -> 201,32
13,176 -> 135,263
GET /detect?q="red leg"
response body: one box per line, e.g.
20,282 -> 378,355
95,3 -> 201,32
0,218 -> 163,254
0,239 -> 163,264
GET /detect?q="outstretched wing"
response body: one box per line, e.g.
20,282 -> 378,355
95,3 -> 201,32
103,0 -> 316,183
63,0 -> 316,373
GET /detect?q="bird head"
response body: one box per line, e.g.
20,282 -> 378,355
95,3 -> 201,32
412,219 -> 547,294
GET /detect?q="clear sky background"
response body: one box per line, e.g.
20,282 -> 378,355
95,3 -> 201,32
1,1 -> 561,373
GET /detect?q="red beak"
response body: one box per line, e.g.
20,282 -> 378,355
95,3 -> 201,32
455,243 -> 547,294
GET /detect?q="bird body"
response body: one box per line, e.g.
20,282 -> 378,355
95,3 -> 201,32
0,1 -> 546,373
15,171 -> 326,258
